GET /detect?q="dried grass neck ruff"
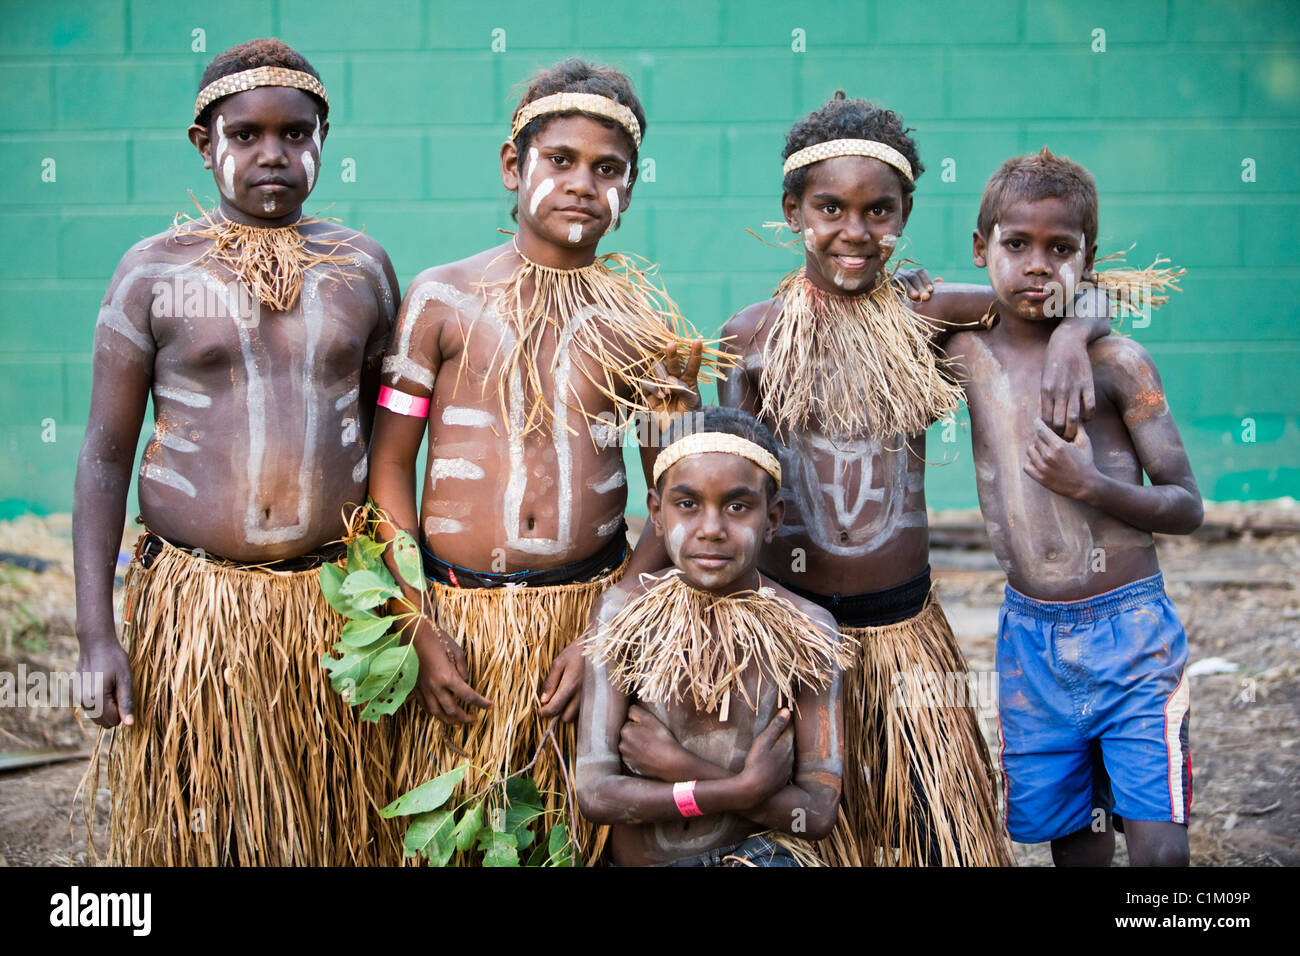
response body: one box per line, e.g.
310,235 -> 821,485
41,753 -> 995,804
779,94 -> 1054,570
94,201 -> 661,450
760,267 -> 964,441
587,570 -> 856,719
471,242 -> 733,437
171,206 -> 358,312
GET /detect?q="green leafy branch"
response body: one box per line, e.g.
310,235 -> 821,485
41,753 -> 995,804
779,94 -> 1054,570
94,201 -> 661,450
318,503 -> 428,722
381,722 -> 580,867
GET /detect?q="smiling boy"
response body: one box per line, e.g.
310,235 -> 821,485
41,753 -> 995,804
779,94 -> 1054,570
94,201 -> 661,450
946,149 -> 1201,866
719,93 -> 1113,866
74,39 -> 400,865
577,406 -> 851,866
368,60 -> 715,862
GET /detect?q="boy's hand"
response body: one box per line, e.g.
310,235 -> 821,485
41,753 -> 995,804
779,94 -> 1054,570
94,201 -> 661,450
77,637 -> 134,729
895,268 -> 936,302
1041,328 -> 1097,440
643,340 -> 703,429
618,704 -> 693,780
738,708 -> 795,803
411,615 -> 492,725
1025,420 -> 1099,501
539,641 -> 584,722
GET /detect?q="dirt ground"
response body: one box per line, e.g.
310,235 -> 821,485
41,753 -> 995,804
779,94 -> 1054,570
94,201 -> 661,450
0,507 -> 1295,867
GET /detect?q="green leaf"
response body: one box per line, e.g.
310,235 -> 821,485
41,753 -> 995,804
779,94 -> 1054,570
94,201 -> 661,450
319,634 -> 400,703
503,801 -> 544,849
525,841 -> 550,867
357,643 -> 419,720
319,563 -> 351,615
405,809 -> 457,866
339,569 -> 401,610
453,802 -> 484,852
381,765 -> 467,818
391,530 -> 426,592
546,823 -> 573,866
339,615 -> 396,648
505,775 -> 543,811
478,830 -> 520,868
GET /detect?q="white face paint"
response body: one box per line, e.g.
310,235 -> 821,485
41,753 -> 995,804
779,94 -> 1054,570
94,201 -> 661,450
568,223 -> 583,243
526,147 -> 539,189
832,269 -> 847,288
879,233 -> 898,262
803,227 -> 815,252
311,115 -> 322,153
623,163 -> 631,189
989,222 -> 1015,286
262,197 -> 277,214
214,115 -> 228,164
220,154 -> 236,200
529,178 -> 555,216
665,522 -> 688,563
302,151 -> 315,191
603,186 -> 620,236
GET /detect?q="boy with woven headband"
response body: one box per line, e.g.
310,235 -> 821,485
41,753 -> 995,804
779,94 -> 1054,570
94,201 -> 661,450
74,38 -> 400,865
577,406 -> 852,866
945,148 -> 1199,866
720,93 -> 1114,866
367,59 -> 721,863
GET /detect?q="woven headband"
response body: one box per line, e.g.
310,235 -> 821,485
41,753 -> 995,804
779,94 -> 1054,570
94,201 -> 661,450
194,66 -> 329,122
511,92 -> 642,149
782,138 -> 913,182
653,432 -> 782,489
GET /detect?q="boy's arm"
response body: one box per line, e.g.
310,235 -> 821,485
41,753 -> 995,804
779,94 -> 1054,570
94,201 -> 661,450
912,274 -> 1111,438
1024,345 -> 1203,534
73,258 -> 158,728
576,618 -> 795,826
368,281 -> 492,724
357,243 -> 401,439
618,667 -> 844,839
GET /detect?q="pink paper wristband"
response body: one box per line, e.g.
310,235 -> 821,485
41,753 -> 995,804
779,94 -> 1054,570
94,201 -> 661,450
673,780 -> 703,818
378,385 -> 430,418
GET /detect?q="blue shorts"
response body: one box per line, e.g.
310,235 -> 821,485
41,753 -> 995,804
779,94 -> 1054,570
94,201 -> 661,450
996,573 -> 1192,844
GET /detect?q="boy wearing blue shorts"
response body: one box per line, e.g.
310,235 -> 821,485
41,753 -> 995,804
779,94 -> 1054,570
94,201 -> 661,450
945,148 -> 1203,866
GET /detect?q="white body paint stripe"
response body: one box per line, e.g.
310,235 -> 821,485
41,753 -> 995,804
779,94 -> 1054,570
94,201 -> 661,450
155,384 -> 211,408
142,463 -> 197,497
430,458 -> 486,483
424,517 -> 465,536
335,385 -> 359,410
156,430 -> 199,453
588,468 -> 626,494
442,406 -> 496,428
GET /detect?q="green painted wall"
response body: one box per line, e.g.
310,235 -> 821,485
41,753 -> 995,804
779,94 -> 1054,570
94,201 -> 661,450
2,0 -> 1298,519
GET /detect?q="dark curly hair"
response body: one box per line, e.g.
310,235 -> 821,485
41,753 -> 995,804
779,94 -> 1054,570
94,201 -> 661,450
655,406 -> 781,500
509,58 -> 646,220
978,146 -> 1099,249
196,38 -> 325,127
782,91 -> 923,198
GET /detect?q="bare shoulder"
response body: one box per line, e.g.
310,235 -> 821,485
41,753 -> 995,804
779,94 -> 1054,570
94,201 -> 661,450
765,580 -> 839,636
1088,333 -> 1156,373
722,296 -> 782,349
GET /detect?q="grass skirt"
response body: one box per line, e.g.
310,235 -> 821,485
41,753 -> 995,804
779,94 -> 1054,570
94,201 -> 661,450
386,559 -> 627,865
816,593 -> 1012,867
81,537 -> 400,866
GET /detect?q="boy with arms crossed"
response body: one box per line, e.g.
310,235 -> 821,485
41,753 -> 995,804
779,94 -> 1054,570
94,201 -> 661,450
75,39 -> 401,865
368,60 -> 715,862
721,94 -> 1110,866
946,148 -> 1200,865
577,407 -> 851,866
